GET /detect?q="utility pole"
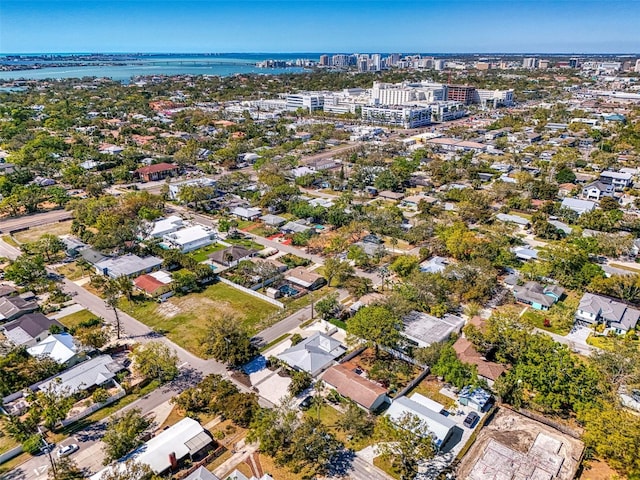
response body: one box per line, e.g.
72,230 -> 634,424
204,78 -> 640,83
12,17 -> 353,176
38,426 -> 57,479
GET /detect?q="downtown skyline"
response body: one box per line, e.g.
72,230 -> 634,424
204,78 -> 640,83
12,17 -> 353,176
1,0 -> 639,55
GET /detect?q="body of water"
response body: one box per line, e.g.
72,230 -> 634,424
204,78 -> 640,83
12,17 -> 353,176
0,54 -> 310,81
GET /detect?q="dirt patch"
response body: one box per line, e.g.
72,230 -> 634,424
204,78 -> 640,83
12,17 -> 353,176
456,407 -> 585,480
579,459 -> 625,480
156,302 -> 180,318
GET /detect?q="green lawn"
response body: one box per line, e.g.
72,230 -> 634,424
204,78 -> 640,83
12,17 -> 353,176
58,309 -> 99,330
118,282 -> 279,356
224,237 -> 264,251
407,378 -> 457,410
1,235 -> 19,248
56,261 -> 90,280
0,433 -> 19,454
187,243 -> 226,263
586,334 -> 639,352
520,293 -> 579,336
304,403 -> 377,451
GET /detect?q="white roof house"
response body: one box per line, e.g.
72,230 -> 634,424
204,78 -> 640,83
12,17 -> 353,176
561,198 -> 596,215
230,206 -> 262,220
94,254 -> 163,278
401,311 -> 465,348
162,225 -> 216,252
37,355 -> 123,395
91,418 -> 213,479
386,393 -> 456,450
148,216 -> 184,238
277,332 -> 346,377
27,333 -> 79,365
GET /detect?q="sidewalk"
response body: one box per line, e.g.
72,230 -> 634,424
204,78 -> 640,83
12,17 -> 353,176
212,439 -> 258,478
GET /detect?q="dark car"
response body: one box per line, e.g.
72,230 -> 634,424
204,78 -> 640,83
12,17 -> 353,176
463,411 -> 480,428
299,396 -> 313,410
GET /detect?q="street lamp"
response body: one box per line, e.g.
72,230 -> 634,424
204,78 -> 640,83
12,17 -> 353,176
37,426 -> 57,478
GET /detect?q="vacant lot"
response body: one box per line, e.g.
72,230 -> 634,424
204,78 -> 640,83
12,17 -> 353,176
13,220 -> 73,244
119,282 -> 279,356
58,309 -> 98,330
56,261 -> 90,280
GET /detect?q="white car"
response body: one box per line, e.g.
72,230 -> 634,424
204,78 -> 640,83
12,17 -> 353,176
57,444 -> 79,458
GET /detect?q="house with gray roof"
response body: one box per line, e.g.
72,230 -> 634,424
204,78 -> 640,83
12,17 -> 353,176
419,256 -> 448,274
575,292 -> 640,334
38,355 -> 124,395
582,181 -> 615,201
94,254 -> 163,278
513,282 -> 564,311
209,245 -> 258,267
260,214 -> 286,227
561,198 -> 596,215
2,313 -> 63,346
277,332 -> 346,377
0,296 -> 38,322
495,213 -> 531,227
401,311 -> 465,348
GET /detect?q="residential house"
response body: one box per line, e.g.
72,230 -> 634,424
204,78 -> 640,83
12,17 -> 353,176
183,467 -> 220,480
560,198 -> 595,215
2,313 -> 64,347
453,337 -> 506,387
134,271 -> 173,301
378,191 -> 405,201
285,267 -> 326,291
168,178 -> 216,201
230,206 -> 261,221
281,220 -> 312,234
495,213 -> 530,228
599,170 -> 633,191
386,393 -> 456,450
79,248 -> 107,266
575,292 -> 640,334
0,296 -> 38,322
0,285 -> 17,298
94,254 -> 163,278
37,354 -> 125,396
135,163 -> 179,182
419,256 -> 448,274
458,386 -> 492,412
582,181 -> 615,201
260,214 -> 287,227
513,281 -> 565,311
322,364 -> 389,412
401,311 -> 465,348
209,246 -> 258,267
60,236 -> 87,257
90,418 -> 213,478
27,333 -> 81,366
162,225 -> 216,252
277,332 -> 346,377
148,216 -> 184,238
512,246 -> 539,261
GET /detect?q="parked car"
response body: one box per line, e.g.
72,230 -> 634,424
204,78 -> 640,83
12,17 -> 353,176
463,411 -> 480,429
57,444 -> 79,458
299,396 -> 313,410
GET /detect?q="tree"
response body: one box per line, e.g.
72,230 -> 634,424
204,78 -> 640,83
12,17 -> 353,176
172,270 -> 198,293
201,315 -> 255,366
375,413 -> 436,480
26,234 -> 65,262
323,257 -> 354,287
4,254 -> 47,287
75,325 -> 110,350
336,402 -> 375,440
390,255 -> 419,279
347,305 -> 401,352
314,292 -> 340,320
288,370 -> 312,396
591,340 -> 640,388
97,460 -> 159,480
27,380 -> 75,430
287,418 -> 341,476
599,196 -> 620,212
102,409 -> 152,463
431,345 -> 478,389
49,458 -> 84,480
131,342 -> 179,382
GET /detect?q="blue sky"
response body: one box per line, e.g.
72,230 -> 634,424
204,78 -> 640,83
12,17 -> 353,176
1,0 -> 638,54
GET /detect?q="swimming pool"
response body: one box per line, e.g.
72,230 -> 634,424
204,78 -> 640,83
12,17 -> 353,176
279,285 -> 300,297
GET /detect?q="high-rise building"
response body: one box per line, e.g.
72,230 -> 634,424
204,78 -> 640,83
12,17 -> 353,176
331,54 -> 350,67
434,59 -> 446,71
475,62 -> 490,70
371,54 -> 382,71
446,85 -> 476,105
319,55 -> 329,66
358,55 -> 370,72
387,53 -> 401,67
635,59 -> 640,73
522,57 -> 538,69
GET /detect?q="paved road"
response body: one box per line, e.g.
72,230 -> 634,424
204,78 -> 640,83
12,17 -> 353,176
0,238 -> 21,261
0,210 -> 72,234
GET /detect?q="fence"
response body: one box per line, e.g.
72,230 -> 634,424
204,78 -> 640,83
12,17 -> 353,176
394,367 -> 431,399
217,277 -> 284,308
0,445 -> 23,465
59,388 -> 126,427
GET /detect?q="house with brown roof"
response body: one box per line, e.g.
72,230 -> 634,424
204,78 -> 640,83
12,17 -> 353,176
135,163 -> 179,182
453,337 -> 506,387
285,267 -> 326,291
322,364 -> 389,412
209,246 -> 258,267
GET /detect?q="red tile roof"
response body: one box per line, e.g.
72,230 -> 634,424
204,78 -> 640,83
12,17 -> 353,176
453,337 -> 507,382
135,162 -> 178,175
134,274 -> 165,294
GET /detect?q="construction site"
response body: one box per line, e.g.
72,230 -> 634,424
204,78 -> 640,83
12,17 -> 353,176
456,408 -> 585,480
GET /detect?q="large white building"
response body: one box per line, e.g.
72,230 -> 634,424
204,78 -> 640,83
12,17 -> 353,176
162,225 -> 217,252
474,89 -> 515,108
371,81 -> 446,106
522,57 -> 538,69
361,105 -> 432,129
285,93 -> 324,111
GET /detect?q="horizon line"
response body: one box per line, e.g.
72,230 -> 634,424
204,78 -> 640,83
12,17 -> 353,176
1,51 -> 638,56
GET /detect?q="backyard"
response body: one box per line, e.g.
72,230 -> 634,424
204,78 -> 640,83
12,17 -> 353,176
58,309 -> 99,330
188,243 -> 226,263
118,282 -> 279,356
520,292 -> 579,336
